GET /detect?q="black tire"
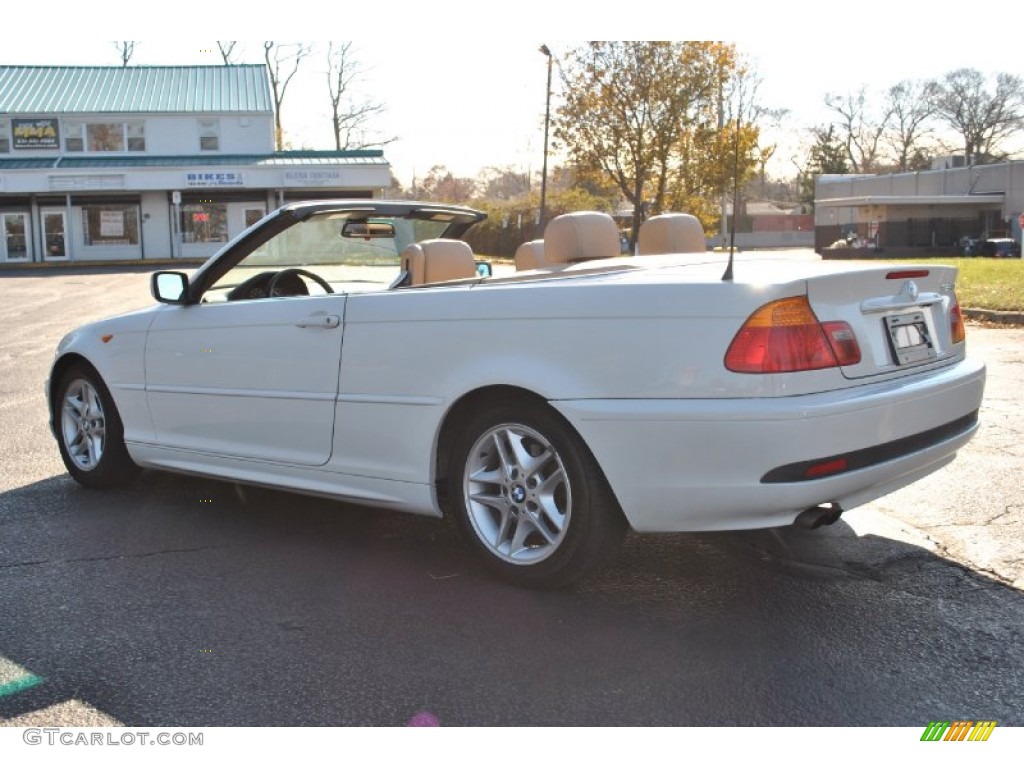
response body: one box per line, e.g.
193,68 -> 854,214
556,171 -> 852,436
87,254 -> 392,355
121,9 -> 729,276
54,364 -> 139,488
448,396 -> 627,588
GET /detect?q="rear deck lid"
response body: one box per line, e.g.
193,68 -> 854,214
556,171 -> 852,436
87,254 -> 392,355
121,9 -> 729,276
805,264 -> 963,380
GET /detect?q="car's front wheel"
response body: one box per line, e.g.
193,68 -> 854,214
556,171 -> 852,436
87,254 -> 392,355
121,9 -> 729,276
448,398 -> 626,588
55,364 -> 139,488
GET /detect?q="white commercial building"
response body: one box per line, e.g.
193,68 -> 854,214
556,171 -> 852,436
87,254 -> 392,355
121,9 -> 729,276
0,65 -> 391,264
814,160 -> 1024,255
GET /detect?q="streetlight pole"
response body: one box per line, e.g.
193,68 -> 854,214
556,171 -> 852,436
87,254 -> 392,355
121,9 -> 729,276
539,44 -> 552,234
718,65 -> 727,251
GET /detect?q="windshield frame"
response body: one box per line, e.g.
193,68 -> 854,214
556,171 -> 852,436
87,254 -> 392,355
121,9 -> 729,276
183,200 -> 486,304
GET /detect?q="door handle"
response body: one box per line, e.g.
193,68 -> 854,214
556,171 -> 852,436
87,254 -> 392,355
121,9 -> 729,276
296,314 -> 340,329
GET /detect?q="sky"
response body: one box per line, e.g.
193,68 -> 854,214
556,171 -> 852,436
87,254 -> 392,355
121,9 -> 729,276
3,1 -> 1023,189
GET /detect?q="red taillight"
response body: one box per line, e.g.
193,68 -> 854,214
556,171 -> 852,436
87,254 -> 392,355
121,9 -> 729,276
950,297 -> 966,344
725,296 -> 861,373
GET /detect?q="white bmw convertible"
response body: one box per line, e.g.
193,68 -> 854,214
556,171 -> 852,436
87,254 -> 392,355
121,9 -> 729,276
48,200 -> 986,587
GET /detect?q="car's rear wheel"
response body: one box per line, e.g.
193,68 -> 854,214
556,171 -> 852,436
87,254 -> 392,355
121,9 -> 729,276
448,398 -> 626,588
55,365 -> 139,488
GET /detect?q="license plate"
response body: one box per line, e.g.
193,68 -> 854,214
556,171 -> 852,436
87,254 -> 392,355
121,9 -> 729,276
884,312 -> 936,365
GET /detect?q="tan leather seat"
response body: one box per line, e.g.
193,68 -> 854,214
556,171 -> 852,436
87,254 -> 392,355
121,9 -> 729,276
637,213 -> 706,255
514,239 -> 547,270
544,211 -> 621,264
401,239 -> 478,286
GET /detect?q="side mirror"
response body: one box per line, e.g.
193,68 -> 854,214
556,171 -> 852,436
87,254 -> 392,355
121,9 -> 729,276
151,271 -> 189,304
475,260 -> 493,278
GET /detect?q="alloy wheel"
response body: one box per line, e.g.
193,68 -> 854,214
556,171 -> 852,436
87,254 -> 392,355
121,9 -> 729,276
463,423 -> 571,565
61,378 -> 106,471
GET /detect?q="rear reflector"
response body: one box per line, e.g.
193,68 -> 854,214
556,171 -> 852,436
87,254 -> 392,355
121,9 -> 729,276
821,321 -> 861,366
725,296 -> 860,373
805,458 -> 848,478
886,270 -> 930,279
950,296 -> 966,344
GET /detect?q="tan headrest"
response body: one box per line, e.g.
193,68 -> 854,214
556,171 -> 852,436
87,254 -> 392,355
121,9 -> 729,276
514,239 -> 546,270
543,211 -> 620,263
400,243 -> 425,284
402,238 -> 476,285
637,213 -> 706,255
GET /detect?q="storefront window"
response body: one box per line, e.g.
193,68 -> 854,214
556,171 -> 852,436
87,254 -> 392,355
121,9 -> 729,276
245,208 -> 265,228
127,122 -> 146,151
64,122 -> 145,152
181,203 -> 228,243
64,121 -> 84,152
88,124 -> 125,152
82,205 -> 140,246
199,120 -> 220,151
0,119 -> 9,153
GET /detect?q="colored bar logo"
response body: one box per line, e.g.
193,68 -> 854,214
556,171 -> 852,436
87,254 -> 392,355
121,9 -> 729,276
921,720 -> 997,741
0,656 -> 44,699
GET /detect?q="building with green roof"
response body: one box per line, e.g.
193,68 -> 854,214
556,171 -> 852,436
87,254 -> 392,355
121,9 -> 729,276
0,65 -> 391,263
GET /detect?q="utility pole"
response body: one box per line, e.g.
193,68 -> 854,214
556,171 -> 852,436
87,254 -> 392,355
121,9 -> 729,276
718,66 -> 727,250
539,44 -> 553,234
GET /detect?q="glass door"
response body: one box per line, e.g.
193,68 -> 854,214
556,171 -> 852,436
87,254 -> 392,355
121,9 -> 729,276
42,209 -> 67,259
1,213 -> 30,261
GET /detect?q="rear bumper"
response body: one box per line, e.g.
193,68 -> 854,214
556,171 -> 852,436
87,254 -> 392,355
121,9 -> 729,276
552,356 -> 986,532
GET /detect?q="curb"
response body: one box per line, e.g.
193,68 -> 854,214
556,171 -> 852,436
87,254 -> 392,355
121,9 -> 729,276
0,258 -> 203,271
963,308 -> 1024,326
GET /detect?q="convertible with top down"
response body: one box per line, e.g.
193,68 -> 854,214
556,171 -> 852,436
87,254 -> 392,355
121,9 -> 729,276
48,200 -> 986,587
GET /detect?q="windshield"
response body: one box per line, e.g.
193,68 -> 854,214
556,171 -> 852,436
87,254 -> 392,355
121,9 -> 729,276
204,212 -> 457,301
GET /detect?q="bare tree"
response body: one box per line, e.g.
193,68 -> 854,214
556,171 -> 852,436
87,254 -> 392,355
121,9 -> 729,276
263,41 -> 313,150
726,63 -> 788,194
824,87 -> 892,173
217,41 -> 238,65
883,80 -> 939,171
933,68 -> 1024,164
418,165 -> 477,203
478,166 -> 531,200
325,41 -> 397,150
113,42 -> 136,67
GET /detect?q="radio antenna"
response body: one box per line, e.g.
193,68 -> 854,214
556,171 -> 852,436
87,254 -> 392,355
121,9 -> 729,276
722,112 -> 741,282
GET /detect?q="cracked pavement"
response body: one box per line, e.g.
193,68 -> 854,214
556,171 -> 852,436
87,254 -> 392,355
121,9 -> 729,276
857,325 -> 1024,589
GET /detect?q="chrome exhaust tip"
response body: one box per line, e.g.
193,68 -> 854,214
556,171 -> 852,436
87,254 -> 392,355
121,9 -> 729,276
795,503 -> 843,529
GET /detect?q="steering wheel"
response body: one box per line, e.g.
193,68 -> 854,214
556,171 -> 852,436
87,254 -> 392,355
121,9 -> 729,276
267,268 -> 334,297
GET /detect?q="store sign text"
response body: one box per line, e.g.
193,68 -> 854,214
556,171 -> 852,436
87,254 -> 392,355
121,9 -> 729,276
185,172 -> 244,187
13,119 -> 59,150
283,169 -> 343,187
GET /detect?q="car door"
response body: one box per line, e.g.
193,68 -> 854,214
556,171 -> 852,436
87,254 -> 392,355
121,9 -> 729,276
144,294 -> 345,466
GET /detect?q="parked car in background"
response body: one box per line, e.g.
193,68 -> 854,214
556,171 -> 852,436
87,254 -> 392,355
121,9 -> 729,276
961,237 -> 981,256
978,238 -> 1021,258
47,201 -> 986,588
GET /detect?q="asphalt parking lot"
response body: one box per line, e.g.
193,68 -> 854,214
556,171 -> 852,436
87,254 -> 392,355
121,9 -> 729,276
0,267 -> 1022,727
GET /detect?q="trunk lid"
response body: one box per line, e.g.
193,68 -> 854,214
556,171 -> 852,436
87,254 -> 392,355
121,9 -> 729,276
805,264 -> 963,380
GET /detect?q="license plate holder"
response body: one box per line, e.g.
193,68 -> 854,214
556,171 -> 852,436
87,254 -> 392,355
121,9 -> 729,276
884,312 -> 936,365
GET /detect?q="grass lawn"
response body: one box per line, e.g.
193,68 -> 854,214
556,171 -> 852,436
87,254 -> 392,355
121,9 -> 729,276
861,258 -> 1024,312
